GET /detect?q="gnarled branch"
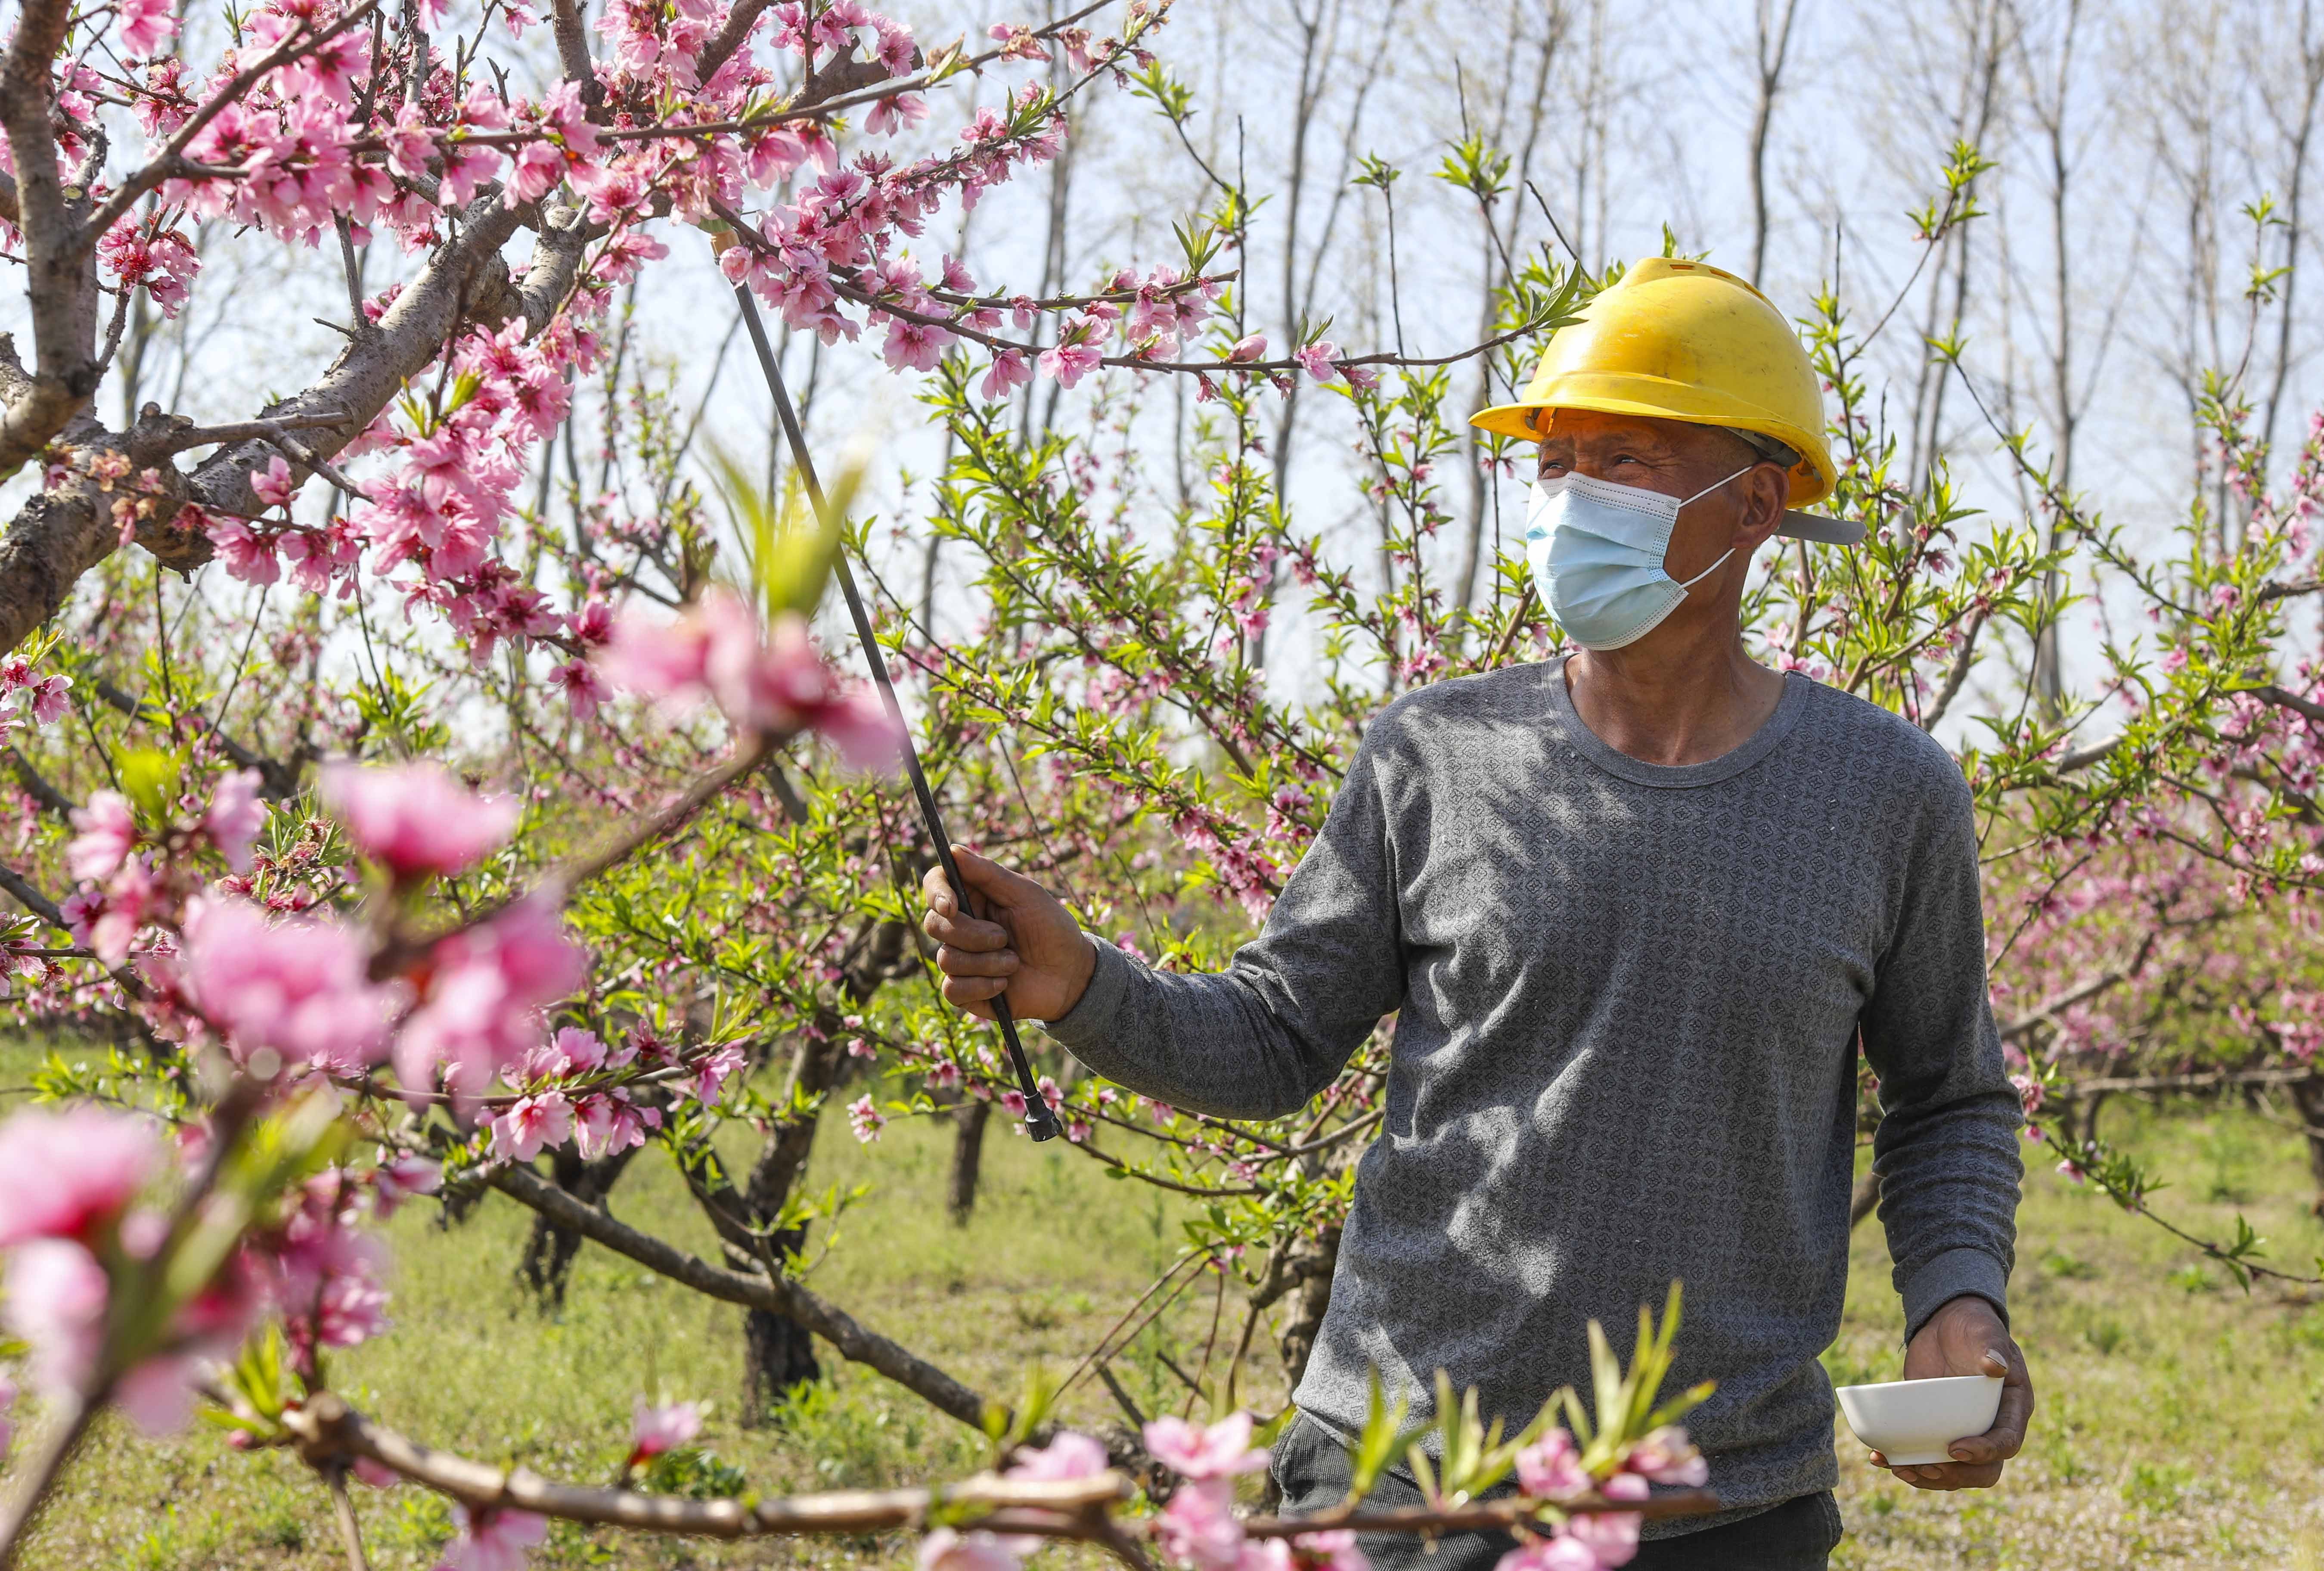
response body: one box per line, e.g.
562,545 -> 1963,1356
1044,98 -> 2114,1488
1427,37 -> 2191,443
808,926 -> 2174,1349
488,1160 -> 993,1428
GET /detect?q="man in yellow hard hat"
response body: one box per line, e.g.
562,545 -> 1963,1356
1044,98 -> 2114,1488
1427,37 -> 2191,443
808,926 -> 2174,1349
920,257 -> 2031,1570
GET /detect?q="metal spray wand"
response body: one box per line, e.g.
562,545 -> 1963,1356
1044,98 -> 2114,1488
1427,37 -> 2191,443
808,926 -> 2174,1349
732,283 -> 1063,1143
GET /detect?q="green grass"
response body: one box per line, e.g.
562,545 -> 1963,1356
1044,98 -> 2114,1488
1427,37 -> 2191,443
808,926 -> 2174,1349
1826,1102 -> 2324,1569
5,1048 -> 2324,1569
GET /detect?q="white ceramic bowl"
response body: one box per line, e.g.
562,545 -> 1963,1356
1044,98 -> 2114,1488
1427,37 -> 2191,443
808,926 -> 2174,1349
1833,1375 -> 2002,1467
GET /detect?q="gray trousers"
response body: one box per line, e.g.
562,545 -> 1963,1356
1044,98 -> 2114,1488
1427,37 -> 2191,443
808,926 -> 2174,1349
1270,1413 -> 1842,1571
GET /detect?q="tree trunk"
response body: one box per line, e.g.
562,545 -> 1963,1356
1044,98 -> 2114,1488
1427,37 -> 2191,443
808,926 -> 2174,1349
743,1290 -> 823,1414
1275,1226 -> 1340,1389
708,916 -> 917,1424
1848,1170 -> 1880,1230
518,1144 -> 643,1309
949,1099 -> 991,1225
2292,1075 -> 2324,1217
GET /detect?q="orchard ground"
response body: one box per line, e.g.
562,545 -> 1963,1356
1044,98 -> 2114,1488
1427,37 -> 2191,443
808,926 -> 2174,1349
6,1043 -> 2322,1571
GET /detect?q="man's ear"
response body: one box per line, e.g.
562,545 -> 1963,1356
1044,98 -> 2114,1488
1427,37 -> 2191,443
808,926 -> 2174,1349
1734,463 -> 1791,548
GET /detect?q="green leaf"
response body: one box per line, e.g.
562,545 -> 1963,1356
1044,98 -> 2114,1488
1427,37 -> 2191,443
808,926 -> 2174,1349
118,747 -> 180,822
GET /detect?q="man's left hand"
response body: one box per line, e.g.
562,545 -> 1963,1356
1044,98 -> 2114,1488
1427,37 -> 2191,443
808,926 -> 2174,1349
1870,1294 -> 2032,1490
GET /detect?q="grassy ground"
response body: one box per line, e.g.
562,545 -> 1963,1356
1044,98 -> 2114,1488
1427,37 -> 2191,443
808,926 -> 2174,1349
5,1047 -> 2323,1570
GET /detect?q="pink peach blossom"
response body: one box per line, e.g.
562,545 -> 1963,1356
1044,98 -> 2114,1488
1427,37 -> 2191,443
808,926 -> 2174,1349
117,0 -> 179,57
919,1528 -> 1021,1571
1514,1427 -> 1590,1498
181,898 -> 397,1073
441,1505 -> 548,1571
629,1397 -> 703,1463
1623,1426 -> 1705,1487
981,349 -> 1032,400
1293,341 -> 1340,383
372,1153 -> 442,1216
490,1091 -> 574,1161
4,1238 -> 109,1397
1561,1472 -> 1646,1566
686,1042 -> 747,1108
1291,1530 -> 1366,1571
66,792 -> 136,882
1143,1412 -> 1269,1480
1492,1538 -> 1603,1571
396,897 -> 586,1101
1154,1479 -> 1243,1571
1006,1430 -> 1109,1481
322,761 -> 520,881
251,455 -> 300,510
0,1105 -> 160,1246
205,769 -> 267,873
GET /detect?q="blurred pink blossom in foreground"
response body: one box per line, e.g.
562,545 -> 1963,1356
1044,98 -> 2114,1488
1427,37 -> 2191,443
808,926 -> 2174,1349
629,1397 -> 704,1465
0,1105 -> 158,1245
1005,1430 -> 1109,1481
205,769 -> 267,873
1143,1413 -> 1269,1480
395,896 -> 586,1102
180,898 -> 398,1074
0,1105 -> 240,1432
321,761 -> 521,881
65,792 -> 136,882
597,587 -> 904,770
440,1505 -> 548,1571
919,1528 -> 1021,1571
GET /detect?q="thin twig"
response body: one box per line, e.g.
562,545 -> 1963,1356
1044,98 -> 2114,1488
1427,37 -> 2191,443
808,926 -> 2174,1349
325,1466 -> 373,1571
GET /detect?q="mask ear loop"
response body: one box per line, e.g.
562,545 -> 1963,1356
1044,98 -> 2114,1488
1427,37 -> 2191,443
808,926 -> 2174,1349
1678,464 -> 1757,507
1667,464 -> 1758,591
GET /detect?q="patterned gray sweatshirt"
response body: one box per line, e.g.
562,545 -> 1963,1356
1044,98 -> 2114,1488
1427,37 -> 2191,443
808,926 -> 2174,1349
1044,661 -> 2023,1531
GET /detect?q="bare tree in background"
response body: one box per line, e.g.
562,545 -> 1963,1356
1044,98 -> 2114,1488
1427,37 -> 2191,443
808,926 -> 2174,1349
1748,0 -> 1806,286
1898,0 -> 2014,485
2006,0 -> 2104,715
1449,2 -> 1573,625
2256,0 -> 2324,459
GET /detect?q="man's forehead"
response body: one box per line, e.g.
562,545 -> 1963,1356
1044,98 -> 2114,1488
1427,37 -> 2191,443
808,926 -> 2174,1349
1536,410 -> 1697,450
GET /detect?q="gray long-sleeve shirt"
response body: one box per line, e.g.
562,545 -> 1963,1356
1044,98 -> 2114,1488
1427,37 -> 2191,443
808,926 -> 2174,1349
1045,660 -> 2023,1531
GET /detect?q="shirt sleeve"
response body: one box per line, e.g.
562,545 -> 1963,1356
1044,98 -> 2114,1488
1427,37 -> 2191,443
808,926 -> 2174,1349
1041,727 -> 1407,1120
1859,761 -> 2026,1342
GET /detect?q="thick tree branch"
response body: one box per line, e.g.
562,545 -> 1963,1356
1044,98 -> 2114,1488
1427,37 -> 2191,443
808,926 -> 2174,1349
5,746 -> 77,818
2049,1065 -> 2319,1097
0,170 -> 592,658
0,859 -> 70,928
1918,606 -> 1988,733
2253,683 -> 2324,727
488,1161 -> 994,1427
0,0 -> 101,477
2053,735 -> 2120,772
549,0 -> 601,106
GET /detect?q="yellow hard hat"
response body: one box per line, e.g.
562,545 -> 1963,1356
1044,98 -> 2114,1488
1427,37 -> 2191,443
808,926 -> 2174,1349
1472,256 -> 1859,545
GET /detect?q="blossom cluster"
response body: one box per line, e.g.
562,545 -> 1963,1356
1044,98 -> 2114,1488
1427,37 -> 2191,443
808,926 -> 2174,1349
597,586 -> 904,767
0,1104 -> 437,1430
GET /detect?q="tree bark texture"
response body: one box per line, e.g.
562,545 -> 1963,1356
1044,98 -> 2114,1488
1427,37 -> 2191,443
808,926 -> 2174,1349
948,1099 -> 991,1224
2292,1075 -> 2324,1217
518,1143 -> 644,1308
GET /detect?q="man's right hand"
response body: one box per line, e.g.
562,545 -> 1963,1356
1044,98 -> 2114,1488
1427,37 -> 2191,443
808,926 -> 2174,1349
919,847 -> 1096,1023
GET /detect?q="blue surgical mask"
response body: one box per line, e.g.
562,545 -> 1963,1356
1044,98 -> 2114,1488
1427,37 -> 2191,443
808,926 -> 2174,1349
1523,466 -> 1752,650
